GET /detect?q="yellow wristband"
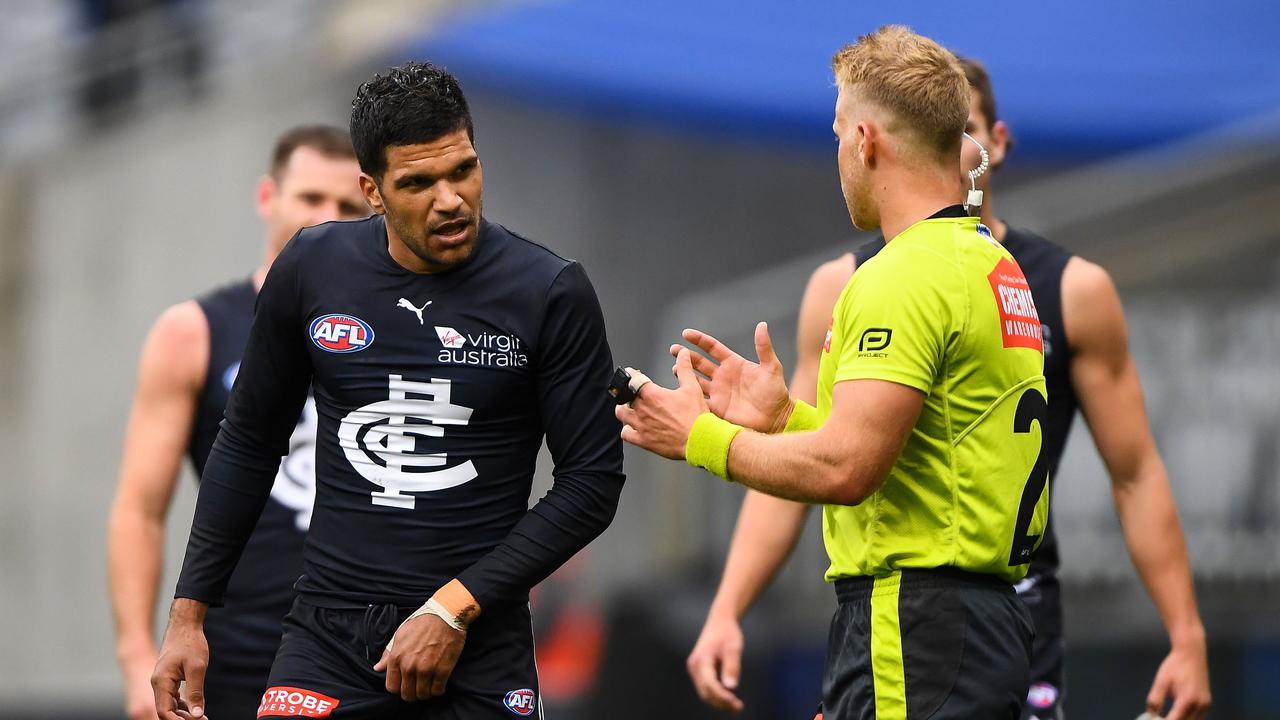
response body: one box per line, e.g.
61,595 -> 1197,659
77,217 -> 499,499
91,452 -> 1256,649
783,400 -> 821,433
686,412 -> 744,480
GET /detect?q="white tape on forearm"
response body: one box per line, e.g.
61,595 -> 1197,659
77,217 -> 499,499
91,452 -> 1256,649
383,597 -> 466,652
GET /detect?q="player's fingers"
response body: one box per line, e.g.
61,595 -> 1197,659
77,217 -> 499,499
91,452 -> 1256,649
687,653 -> 742,712
397,661 -> 417,703
1164,693 -> 1194,720
183,658 -> 207,719
719,646 -> 742,691
754,321 -> 779,368
415,663 -> 435,702
151,671 -> 179,720
373,649 -> 389,672
1165,685 -> 1210,720
155,691 -> 184,720
1146,672 -> 1171,715
430,662 -> 451,698
683,328 -> 735,362
384,653 -> 402,695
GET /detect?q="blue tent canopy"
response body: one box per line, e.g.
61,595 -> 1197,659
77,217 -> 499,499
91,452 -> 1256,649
404,1 -> 1280,158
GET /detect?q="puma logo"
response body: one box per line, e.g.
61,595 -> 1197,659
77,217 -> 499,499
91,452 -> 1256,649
396,298 -> 432,325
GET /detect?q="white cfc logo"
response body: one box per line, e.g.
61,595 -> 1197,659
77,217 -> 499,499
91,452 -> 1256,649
338,374 -> 478,509
271,396 -> 318,530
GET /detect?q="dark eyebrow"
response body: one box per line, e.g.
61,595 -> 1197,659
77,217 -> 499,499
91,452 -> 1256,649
393,172 -> 434,190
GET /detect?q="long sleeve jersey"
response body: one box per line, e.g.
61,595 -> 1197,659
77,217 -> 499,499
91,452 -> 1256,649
175,215 -> 625,611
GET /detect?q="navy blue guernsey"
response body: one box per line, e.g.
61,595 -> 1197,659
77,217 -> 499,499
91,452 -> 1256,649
191,279 -> 313,619
853,225 -> 1076,593
175,216 -> 625,612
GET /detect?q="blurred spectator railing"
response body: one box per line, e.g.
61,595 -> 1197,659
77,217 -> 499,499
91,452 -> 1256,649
0,0 -> 341,162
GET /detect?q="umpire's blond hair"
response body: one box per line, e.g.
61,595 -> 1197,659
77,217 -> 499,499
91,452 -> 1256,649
832,25 -> 969,161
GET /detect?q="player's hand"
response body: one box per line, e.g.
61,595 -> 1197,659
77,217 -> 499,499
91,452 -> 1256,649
121,650 -> 160,720
1146,637 -> 1211,720
151,602 -> 210,720
676,323 -> 792,434
375,613 -> 466,702
616,348 -> 708,460
686,612 -> 746,713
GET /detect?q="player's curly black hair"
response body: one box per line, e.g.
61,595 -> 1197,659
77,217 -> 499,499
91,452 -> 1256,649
349,61 -> 474,180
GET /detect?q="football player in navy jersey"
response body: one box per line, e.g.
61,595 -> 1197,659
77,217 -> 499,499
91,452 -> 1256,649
684,58 -> 1211,720
108,125 -> 367,720
152,62 -> 625,720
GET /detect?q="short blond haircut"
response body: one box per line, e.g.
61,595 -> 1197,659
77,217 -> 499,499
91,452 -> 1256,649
832,25 -> 969,161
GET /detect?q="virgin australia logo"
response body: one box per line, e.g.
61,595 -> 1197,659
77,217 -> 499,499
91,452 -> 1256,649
435,326 -> 466,348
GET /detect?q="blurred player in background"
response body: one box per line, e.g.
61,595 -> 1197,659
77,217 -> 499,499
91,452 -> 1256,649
685,58 -> 1211,720
623,26 -> 1047,718
107,125 -> 367,720
151,62 -> 625,720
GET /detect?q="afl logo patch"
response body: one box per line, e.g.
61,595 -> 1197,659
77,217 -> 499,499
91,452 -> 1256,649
310,314 -> 374,353
1027,682 -> 1058,709
503,688 -> 537,716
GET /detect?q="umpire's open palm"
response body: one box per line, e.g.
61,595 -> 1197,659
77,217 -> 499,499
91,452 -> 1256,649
676,322 -> 792,434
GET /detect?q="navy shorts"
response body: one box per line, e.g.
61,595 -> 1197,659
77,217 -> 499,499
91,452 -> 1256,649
1017,573 -> 1065,720
203,603 -> 290,720
258,597 -> 541,719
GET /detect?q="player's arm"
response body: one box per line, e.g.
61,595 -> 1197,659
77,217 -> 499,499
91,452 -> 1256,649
1062,258 -> 1210,720
379,262 -> 626,701
153,240 -> 313,720
107,301 -> 207,720
453,262 -> 625,609
687,255 -> 853,712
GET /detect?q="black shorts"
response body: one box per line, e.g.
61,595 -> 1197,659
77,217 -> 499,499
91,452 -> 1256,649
204,604 -> 290,720
1017,573 -> 1065,720
259,597 -> 541,719
820,568 -> 1034,720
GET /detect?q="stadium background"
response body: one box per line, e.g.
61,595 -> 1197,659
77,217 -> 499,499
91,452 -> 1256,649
0,1 -> 1276,718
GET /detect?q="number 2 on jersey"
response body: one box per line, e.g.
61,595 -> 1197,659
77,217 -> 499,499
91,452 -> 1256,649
1009,387 -> 1049,566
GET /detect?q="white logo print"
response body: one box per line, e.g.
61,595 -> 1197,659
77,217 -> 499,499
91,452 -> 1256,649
435,326 -> 467,348
397,298 -> 432,325
270,396 -> 318,530
338,374 -> 478,508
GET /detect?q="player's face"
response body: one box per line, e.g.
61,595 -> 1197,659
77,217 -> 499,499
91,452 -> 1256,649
259,147 -> 367,257
959,89 -> 1008,195
362,130 -> 483,274
834,89 -> 879,231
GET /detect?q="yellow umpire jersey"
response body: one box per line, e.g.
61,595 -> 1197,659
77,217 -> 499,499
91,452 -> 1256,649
817,210 -> 1049,584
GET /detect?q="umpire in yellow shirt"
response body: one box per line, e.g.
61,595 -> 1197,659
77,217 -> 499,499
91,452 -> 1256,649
618,25 -> 1048,719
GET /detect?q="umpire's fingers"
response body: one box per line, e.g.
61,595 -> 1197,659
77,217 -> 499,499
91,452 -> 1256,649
673,348 -> 699,391
674,344 -> 719,378
753,321 -> 779,368
682,328 -> 734,362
